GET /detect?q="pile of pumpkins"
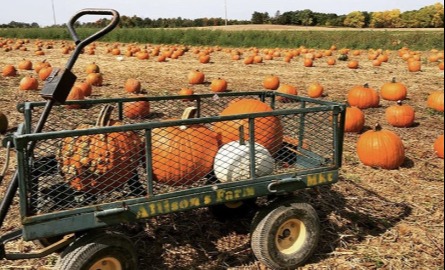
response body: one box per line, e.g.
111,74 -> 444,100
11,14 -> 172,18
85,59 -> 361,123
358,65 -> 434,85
59,98 -> 282,193
344,78 -> 444,169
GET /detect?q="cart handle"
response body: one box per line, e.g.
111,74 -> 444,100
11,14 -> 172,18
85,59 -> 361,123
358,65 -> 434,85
65,9 -> 120,70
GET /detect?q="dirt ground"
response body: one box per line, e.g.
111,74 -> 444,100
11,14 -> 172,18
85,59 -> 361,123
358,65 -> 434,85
0,38 -> 444,270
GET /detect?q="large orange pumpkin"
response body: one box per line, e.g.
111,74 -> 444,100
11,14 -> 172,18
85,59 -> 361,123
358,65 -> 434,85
381,78 -> 408,101
213,99 -> 283,155
19,76 -> 39,90
357,124 -> 405,170
344,106 -> 365,133
347,83 -> 380,109
386,101 -> 415,128
152,107 -> 219,186
123,101 -> 150,119
434,135 -> 444,159
188,70 -> 205,85
263,75 -> 280,90
2,65 -> 17,77
427,91 -> 444,112
59,105 -> 142,194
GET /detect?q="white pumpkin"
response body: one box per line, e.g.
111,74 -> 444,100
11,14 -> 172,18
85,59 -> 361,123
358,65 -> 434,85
214,141 -> 275,183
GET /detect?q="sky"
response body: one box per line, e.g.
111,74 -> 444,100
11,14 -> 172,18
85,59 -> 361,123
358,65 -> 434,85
1,0 -> 444,26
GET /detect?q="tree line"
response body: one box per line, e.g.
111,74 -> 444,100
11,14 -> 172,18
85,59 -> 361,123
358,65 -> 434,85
0,3 -> 443,29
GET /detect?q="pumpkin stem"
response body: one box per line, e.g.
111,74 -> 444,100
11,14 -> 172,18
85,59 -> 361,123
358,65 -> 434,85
239,125 -> 246,146
397,100 -> 403,106
96,104 -> 114,127
374,123 -> 383,131
392,77 -> 397,83
364,83 -> 370,88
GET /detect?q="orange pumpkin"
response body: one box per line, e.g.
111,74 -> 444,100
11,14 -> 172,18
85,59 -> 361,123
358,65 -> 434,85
18,59 -> 32,70
303,58 -> 313,67
59,105 -> 142,193
210,78 -> 228,92
213,99 -> 283,155
307,83 -> 324,98
434,135 -> 444,159
381,78 -> 408,101
327,57 -> 336,66
357,124 -> 405,170
199,55 -> 211,64
178,88 -> 195,101
0,112 -> 8,134
344,106 -> 365,133
19,76 -> 39,90
124,101 -> 150,119
276,84 -> 298,103
263,75 -> 280,90
38,66 -> 53,81
386,101 -> 415,128
66,86 -> 85,109
34,60 -> 51,74
427,91 -> 444,112
86,73 -> 104,87
86,62 -> 100,74
408,60 -> 421,72
2,65 -> 17,77
75,82 -> 93,97
347,83 -> 380,109
152,107 -> 219,186
347,60 -> 359,69
125,78 -> 142,94
188,70 -> 205,85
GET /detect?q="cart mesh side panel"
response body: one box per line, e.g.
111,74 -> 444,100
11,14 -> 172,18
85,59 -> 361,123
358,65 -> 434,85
20,94 -> 340,215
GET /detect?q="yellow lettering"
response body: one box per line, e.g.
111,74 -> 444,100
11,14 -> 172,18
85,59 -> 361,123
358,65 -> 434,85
179,199 -> 189,209
328,173 -> 334,182
189,197 -> 200,207
149,203 -> 157,215
319,173 -> 327,184
137,206 -> 149,219
216,189 -> 226,202
204,196 -> 212,205
163,200 -> 171,212
234,189 -> 242,199
156,202 -> 164,214
243,187 -> 255,197
307,175 -> 318,186
171,201 -> 179,212
225,191 -> 234,200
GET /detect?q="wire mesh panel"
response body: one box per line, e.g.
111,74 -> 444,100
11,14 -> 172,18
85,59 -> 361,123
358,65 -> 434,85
17,93 -> 343,217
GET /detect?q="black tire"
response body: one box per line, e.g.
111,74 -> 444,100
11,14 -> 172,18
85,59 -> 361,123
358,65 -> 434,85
251,201 -> 320,270
57,230 -> 137,270
209,199 -> 257,220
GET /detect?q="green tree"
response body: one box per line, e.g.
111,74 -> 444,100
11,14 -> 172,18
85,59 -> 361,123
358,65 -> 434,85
344,11 -> 366,28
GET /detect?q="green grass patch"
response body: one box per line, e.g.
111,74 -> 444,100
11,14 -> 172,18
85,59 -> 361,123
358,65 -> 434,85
1,28 -> 443,50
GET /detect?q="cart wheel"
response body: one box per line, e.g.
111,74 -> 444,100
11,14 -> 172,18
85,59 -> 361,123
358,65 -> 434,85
57,230 -> 137,270
251,201 -> 320,270
209,199 -> 257,220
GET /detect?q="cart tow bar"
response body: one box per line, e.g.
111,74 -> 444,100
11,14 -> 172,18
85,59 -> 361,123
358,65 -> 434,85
0,9 -> 120,259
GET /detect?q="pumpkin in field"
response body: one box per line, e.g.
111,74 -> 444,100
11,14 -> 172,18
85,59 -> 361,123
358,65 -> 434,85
276,84 -> 298,102
357,124 -> 405,170
210,78 -> 228,92
347,60 -> 359,69
34,60 -> 51,74
214,136 -> 274,182
434,135 -> 444,159
386,101 -> 415,128
381,78 -> 407,101
0,112 -> 8,134
263,75 -> 280,90
18,59 -> 32,70
307,83 -> 324,98
65,86 -> 85,109
303,58 -> 313,67
2,65 -> 17,77
347,83 -> 380,109
86,72 -> 104,87
408,60 -> 421,72
75,82 -> 93,97
178,88 -> 194,101
152,107 -> 219,186
86,62 -> 100,74
19,76 -> 39,90
59,105 -> 142,193
125,78 -> 142,94
427,91 -> 444,112
213,99 -> 283,155
344,106 -> 365,133
188,70 -> 205,84
123,101 -> 150,119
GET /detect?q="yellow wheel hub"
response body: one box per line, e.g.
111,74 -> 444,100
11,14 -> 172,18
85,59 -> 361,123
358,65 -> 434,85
275,218 -> 307,255
89,257 -> 122,270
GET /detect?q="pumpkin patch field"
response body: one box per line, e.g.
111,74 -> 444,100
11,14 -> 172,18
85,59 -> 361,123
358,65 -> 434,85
0,33 -> 444,269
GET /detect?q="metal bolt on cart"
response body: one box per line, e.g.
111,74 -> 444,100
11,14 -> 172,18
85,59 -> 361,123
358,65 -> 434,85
0,9 -> 346,270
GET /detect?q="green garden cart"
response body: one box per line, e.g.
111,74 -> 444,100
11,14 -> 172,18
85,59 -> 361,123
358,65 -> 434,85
0,9 -> 346,270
